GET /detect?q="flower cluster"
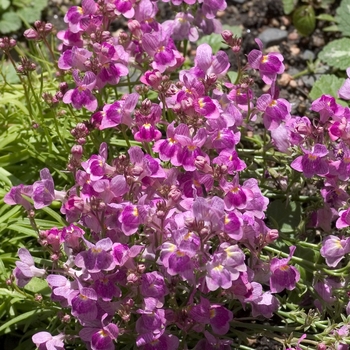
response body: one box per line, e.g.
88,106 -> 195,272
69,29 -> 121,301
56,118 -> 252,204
6,0 -> 350,349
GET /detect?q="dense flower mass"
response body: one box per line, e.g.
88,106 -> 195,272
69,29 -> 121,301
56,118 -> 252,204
4,0 -> 350,349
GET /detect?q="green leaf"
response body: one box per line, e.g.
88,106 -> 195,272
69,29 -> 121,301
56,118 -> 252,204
17,7 -> 41,24
335,0 -> 350,37
293,5 -> 316,36
227,71 -> 238,84
0,12 -> 21,34
222,24 -> 242,38
283,0 -> 295,15
197,34 -> 224,54
318,38 -> 350,70
0,61 -> 20,84
316,14 -> 337,22
267,199 -> 302,233
309,74 -> 346,102
0,0 -> 10,11
197,25 -> 241,54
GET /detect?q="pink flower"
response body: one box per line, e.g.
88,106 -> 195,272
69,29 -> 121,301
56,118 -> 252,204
247,38 -> 284,85
269,246 -> 300,293
321,235 -> 350,267
291,144 -> 329,178
32,332 -> 65,350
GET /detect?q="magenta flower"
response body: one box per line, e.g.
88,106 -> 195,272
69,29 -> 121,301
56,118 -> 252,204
320,235 -> 350,267
256,93 -> 291,130
336,208 -> 350,229
32,332 -> 65,350
250,292 -> 280,318
269,246 -> 300,293
114,0 -> 136,18
32,168 -> 65,209
80,314 -> 119,350
14,248 -> 46,287
311,94 -> 344,124
339,67 -> 350,100
192,43 -> 229,79
64,0 -> 98,33
75,238 -> 115,273
58,46 -> 92,70
141,272 -> 168,306
69,287 -> 98,324
291,144 -> 329,178
222,175 -> 254,210
95,93 -> 139,129
63,70 -> 97,112
142,29 -> 181,73
4,184 -> 33,211
175,127 -> 208,171
247,38 -> 284,85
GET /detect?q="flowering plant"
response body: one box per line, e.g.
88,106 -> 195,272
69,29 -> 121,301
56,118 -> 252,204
2,1 -> 350,350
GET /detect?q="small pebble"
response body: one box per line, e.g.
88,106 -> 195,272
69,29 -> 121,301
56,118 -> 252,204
289,80 -> 297,88
288,31 -> 299,41
290,45 -> 300,56
258,28 -> 288,47
278,73 -> 293,87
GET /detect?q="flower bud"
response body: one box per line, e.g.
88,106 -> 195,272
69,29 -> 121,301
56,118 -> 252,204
24,28 -> 39,40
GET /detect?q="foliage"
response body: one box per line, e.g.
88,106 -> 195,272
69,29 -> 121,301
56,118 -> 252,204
0,0 -> 48,34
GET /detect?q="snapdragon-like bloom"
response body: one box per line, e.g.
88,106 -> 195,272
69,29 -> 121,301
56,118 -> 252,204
336,208 -> 350,229
63,70 -> 97,111
256,93 -> 291,130
32,332 -> 65,350
247,38 -> 284,85
320,235 -> 350,267
64,0 -> 98,33
80,314 -> 119,350
291,144 -> 329,178
14,248 -> 46,287
339,67 -> 350,100
269,246 -> 300,293
311,94 -> 344,124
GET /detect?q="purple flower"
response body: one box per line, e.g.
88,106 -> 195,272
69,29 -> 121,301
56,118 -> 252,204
250,292 -> 280,318
320,235 -> 350,267
141,272 -> 168,306
4,184 -> 33,211
63,70 -> 97,112
339,67 -> 350,100
95,93 -> 139,129
166,12 -> 198,42
336,208 -> 350,229
269,246 -> 300,293
75,238 -> 115,273
311,94 -> 344,124
153,123 -> 188,165
142,27 -> 183,72
58,46 -> 92,70
32,332 -> 65,350
69,287 -> 98,324
80,314 -> 119,350
222,175 -> 254,210
291,144 -> 329,178
205,246 -> 246,291
192,43 -> 229,79
14,248 -> 46,287
32,168 -> 65,209
247,38 -> 284,85
256,93 -> 291,130
64,0 -> 98,33
175,127 -> 208,171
